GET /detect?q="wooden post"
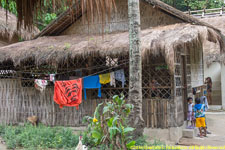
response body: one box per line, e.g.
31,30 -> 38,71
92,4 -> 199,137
202,8 -> 205,17
147,100 -> 149,128
221,6 -> 224,15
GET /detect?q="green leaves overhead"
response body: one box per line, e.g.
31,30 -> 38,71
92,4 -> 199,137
1,0 -> 117,30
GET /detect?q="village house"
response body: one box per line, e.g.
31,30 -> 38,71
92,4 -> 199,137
0,0 -> 224,142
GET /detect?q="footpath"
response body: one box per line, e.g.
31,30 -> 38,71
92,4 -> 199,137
178,111 -> 225,149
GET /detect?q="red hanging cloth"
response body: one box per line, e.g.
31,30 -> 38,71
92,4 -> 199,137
54,78 -> 82,109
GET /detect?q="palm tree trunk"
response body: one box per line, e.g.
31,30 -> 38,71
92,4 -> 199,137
128,0 -> 144,137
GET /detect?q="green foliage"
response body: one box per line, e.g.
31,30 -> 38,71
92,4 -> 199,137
83,94 -> 135,150
0,0 -> 66,31
161,0 -> 224,11
34,0 -> 68,30
0,124 -> 79,149
36,12 -> 57,30
0,0 -> 17,15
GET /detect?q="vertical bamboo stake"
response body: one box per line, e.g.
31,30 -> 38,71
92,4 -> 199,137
147,100 -> 149,128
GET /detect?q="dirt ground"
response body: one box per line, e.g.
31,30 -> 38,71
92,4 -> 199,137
179,111 -> 225,147
0,137 -> 7,150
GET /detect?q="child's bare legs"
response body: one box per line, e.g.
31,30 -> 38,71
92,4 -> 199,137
199,127 -> 203,137
203,127 -> 207,136
207,92 -> 212,105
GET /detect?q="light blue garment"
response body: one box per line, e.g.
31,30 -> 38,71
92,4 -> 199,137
200,96 -> 209,111
83,75 -> 101,100
114,69 -> 126,88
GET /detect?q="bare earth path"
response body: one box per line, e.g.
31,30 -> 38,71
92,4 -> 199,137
0,137 -> 7,150
179,111 -> 225,147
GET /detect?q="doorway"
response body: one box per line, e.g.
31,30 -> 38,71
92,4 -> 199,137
181,55 -> 188,120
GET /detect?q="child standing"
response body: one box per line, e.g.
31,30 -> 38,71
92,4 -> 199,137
200,95 -> 211,134
187,97 -> 195,128
194,98 -> 207,138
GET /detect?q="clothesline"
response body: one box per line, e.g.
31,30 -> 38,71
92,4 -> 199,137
0,61 -> 129,82
0,59 -> 129,75
53,67 -> 126,109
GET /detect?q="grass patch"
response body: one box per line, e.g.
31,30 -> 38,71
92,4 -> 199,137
0,124 -> 79,149
0,124 -> 179,150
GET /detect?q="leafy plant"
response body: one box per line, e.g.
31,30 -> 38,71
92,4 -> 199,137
0,124 -> 79,149
83,94 -> 135,150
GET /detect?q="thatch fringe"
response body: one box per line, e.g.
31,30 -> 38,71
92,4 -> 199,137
0,8 -> 39,43
201,16 -> 225,66
0,23 -> 223,73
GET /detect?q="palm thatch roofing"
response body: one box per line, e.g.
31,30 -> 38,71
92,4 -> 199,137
201,16 -> 225,65
35,0 -> 220,38
0,8 -> 39,43
0,23 -> 223,73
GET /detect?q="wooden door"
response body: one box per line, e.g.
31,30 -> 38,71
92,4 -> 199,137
181,55 -> 188,120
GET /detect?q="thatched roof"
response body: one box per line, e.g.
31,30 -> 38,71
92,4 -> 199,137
0,8 -> 39,43
0,23 -> 223,73
202,16 -> 225,35
201,16 -> 225,65
35,0 -> 220,38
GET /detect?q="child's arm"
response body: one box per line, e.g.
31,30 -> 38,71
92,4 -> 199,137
193,105 -> 196,113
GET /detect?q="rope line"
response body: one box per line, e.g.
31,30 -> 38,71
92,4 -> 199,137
0,61 -> 129,82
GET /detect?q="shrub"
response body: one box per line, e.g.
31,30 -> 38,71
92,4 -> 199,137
0,124 -> 79,149
83,94 -> 136,150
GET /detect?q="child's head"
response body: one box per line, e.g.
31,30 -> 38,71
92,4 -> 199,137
187,97 -> 193,104
195,98 -> 201,104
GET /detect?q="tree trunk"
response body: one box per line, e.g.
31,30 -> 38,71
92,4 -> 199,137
128,0 -> 144,137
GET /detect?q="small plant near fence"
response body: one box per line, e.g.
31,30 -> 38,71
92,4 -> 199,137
82,94 -> 136,150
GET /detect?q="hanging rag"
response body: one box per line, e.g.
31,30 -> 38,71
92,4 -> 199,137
83,75 -> 101,100
110,72 -> 116,87
34,79 -> 48,92
50,74 -> 55,83
99,73 -> 110,84
54,78 -> 82,109
114,69 -> 126,88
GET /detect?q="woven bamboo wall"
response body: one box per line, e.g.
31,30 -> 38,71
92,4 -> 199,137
0,79 -> 101,126
0,79 -> 171,128
142,99 -> 169,128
